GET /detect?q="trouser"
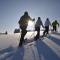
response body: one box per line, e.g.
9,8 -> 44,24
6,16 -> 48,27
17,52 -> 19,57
43,26 -> 49,36
19,26 -> 27,46
53,26 -> 56,32
35,27 -> 40,39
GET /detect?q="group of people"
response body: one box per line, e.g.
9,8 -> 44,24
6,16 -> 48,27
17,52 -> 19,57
18,11 -> 59,47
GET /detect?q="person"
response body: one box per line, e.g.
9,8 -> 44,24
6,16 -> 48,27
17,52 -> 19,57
52,20 -> 59,32
18,11 -> 32,47
35,17 -> 44,40
5,31 -> 8,34
43,18 -> 51,36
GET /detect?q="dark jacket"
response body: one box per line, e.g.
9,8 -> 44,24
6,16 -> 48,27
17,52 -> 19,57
18,14 -> 32,27
52,20 -> 59,27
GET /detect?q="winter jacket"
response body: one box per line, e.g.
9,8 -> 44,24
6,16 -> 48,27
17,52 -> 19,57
35,19 -> 43,27
18,15 -> 32,27
52,21 -> 59,27
44,20 -> 51,27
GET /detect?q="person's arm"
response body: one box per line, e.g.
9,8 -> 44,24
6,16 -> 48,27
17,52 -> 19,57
18,19 -> 20,25
18,16 -> 23,25
41,20 -> 44,28
28,16 -> 32,20
49,20 -> 51,26
18,19 -> 20,24
57,22 -> 59,27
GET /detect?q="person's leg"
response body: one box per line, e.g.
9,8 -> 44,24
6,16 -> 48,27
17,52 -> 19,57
19,26 -> 27,46
37,27 -> 40,38
35,27 -> 40,40
46,26 -> 49,34
19,30 -> 27,46
19,31 -> 23,46
55,26 -> 57,32
43,26 -> 46,36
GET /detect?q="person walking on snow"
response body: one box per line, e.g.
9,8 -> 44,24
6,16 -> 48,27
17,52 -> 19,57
35,17 -> 44,40
18,11 -> 32,47
43,18 -> 51,36
52,20 -> 59,32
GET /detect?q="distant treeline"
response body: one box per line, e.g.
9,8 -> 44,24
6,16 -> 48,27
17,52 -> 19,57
0,31 -> 8,35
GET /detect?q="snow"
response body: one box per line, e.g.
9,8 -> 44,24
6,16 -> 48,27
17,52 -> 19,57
0,31 -> 60,60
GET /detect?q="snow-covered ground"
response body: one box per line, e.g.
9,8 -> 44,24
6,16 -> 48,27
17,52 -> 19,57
0,31 -> 60,60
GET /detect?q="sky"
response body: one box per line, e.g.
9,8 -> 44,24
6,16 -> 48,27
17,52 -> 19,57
0,0 -> 60,33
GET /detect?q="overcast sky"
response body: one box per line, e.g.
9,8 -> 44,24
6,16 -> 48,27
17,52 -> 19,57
0,0 -> 60,33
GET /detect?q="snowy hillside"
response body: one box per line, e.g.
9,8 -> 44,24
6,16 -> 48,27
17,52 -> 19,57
0,31 -> 60,60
